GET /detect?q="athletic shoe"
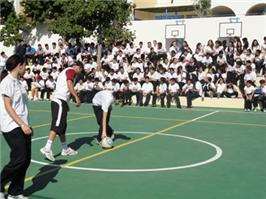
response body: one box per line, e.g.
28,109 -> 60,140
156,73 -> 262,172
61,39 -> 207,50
40,147 -> 55,161
7,195 -> 28,199
110,134 -> 115,141
0,192 -> 5,199
61,147 -> 78,156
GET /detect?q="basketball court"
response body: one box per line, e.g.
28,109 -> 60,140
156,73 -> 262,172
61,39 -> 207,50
1,101 -> 266,198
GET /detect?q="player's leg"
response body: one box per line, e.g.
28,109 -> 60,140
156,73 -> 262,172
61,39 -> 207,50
40,100 -> 61,161
93,105 -> 103,142
106,108 -> 114,139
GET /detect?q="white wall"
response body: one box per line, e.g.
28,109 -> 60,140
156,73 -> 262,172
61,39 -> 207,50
1,15 -> 266,56
130,15 -> 266,50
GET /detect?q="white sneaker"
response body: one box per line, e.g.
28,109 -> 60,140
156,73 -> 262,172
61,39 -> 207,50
0,192 -> 5,199
7,195 -> 28,199
110,134 -> 115,140
40,147 -> 55,161
61,147 -> 78,156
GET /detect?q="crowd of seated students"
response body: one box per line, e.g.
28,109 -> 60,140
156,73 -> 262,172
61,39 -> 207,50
0,36 -> 266,111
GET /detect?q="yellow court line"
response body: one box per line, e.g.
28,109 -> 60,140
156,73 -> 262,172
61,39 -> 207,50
22,111 -> 218,183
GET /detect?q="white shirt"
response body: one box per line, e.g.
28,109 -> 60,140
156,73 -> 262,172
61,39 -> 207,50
158,83 -> 167,93
46,79 -> 55,89
84,81 -> 94,91
168,83 -> 180,93
104,81 -> 113,90
142,82 -> 153,94
0,74 -> 29,132
148,71 -> 160,81
92,90 -> 114,112
23,72 -> 34,80
217,83 -> 226,93
244,72 -> 256,82
53,67 -> 76,101
132,72 -> 144,81
244,86 -> 255,95
129,82 -> 141,92
75,83 -> 85,92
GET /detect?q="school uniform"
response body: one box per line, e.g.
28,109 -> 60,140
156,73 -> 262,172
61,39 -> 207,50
183,82 -> 202,108
120,83 -> 131,105
154,83 -> 167,107
244,85 -> 255,110
140,82 -> 153,106
167,83 -> 181,108
0,74 -> 31,196
129,82 -> 141,105
92,90 -> 114,141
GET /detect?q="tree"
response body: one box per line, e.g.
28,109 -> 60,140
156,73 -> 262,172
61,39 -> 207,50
0,0 -> 14,24
193,0 -> 212,17
0,0 -> 31,46
21,0 -> 134,67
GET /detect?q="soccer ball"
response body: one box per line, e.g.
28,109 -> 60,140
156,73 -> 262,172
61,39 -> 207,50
101,137 -> 113,149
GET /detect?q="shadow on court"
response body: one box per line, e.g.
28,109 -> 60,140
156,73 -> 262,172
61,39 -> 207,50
68,136 -> 95,150
114,134 -> 131,141
24,159 -> 67,197
51,134 -> 132,158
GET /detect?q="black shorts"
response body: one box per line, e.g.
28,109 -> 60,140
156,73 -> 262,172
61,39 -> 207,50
50,99 -> 69,135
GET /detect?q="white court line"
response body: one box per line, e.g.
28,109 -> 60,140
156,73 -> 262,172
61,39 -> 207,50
118,105 -> 266,115
31,131 -> 223,173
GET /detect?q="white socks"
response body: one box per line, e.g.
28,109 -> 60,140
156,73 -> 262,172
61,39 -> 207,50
45,139 -> 53,151
45,140 -> 68,151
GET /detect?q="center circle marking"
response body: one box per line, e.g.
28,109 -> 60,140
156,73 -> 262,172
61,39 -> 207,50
31,132 -> 223,173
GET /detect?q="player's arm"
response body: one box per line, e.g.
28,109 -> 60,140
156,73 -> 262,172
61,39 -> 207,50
66,69 -> 81,107
3,96 -> 32,135
67,80 -> 81,107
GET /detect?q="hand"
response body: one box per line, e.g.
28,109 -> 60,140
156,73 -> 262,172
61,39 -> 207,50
75,97 -> 81,107
21,124 -> 32,135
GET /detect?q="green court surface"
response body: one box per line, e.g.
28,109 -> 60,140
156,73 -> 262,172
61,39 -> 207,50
1,101 -> 266,199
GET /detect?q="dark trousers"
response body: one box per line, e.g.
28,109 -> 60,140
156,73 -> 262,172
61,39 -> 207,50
253,96 -> 260,108
1,128 -> 31,195
167,93 -> 181,108
139,93 -> 151,106
261,96 -> 266,109
41,88 -> 53,100
186,91 -> 200,108
78,90 -> 88,103
130,92 -> 141,106
93,106 -> 113,141
122,90 -> 131,105
244,97 -> 253,110
153,93 -> 166,107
